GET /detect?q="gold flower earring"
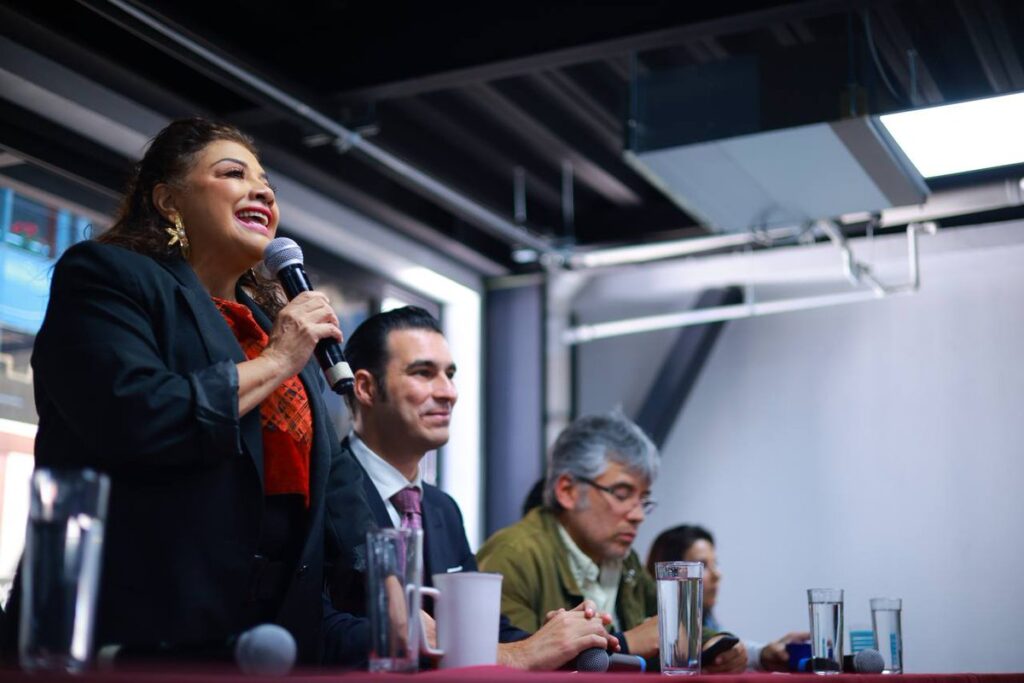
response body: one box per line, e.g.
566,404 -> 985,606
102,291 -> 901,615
166,214 -> 191,259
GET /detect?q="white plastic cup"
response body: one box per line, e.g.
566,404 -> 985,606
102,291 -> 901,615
421,572 -> 502,669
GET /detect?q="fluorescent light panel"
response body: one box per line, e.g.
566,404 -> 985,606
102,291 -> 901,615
879,92 -> 1024,178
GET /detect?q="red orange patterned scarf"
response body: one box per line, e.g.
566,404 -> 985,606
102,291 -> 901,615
213,297 -> 311,507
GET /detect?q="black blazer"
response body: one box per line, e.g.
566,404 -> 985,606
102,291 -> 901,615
4,242 -> 373,664
322,437 -> 528,666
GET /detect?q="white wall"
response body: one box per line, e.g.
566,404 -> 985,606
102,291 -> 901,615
575,221 -> 1024,673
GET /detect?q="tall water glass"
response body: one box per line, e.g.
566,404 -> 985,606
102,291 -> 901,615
656,561 -> 703,675
870,597 -> 903,674
366,528 -> 424,673
19,468 -> 110,673
807,588 -> 843,675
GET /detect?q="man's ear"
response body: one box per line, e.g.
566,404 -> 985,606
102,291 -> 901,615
552,473 -> 579,511
352,369 -> 378,409
151,183 -> 177,223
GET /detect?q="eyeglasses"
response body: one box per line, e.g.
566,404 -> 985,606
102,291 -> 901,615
575,476 -> 657,514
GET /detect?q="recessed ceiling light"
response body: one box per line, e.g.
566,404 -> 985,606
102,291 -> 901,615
879,92 -> 1024,178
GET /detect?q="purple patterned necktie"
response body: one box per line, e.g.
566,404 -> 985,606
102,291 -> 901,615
391,486 -> 423,530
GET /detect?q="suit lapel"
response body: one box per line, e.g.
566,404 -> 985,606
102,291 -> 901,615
351,447 -> 442,584
348,443 -> 393,529
163,259 -> 263,484
300,363 -> 325,513
421,487 -> 447,584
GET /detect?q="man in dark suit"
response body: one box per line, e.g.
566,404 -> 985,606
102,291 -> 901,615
323,306 -> 617,669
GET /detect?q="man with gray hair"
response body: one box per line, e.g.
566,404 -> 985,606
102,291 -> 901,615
477,412 -> 746,672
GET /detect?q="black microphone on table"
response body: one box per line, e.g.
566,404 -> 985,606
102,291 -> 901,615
98,623 -> 296,676
573,647 -> 646,672
263,237 -> 354,395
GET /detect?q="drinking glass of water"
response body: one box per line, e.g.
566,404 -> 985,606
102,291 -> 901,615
19,468 -> 109,673
807,588 -> 844,675
870,597 -> 903,674
655,561 -> 703,676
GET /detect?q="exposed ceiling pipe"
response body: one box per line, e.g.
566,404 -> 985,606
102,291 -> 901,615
563,221 -> 936,344
85,0 -> 560,258
854,176 -> 1024,228
567,224 -> 807,269
567,177 -> 1023,271
817,219 -> 887,296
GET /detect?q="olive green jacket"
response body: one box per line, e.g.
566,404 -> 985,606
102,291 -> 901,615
476,508 -> 657,642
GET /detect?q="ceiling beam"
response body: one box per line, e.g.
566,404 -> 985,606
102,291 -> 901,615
770,22 -> 801,47
683,40 -> 715,64
790,18 -> 816,43
978,0 -> 1024,91
260,142 -> 510,277
956,0 -> 1010,94
384,95 -> 564,212
459,83 -> 644,206
526,70 -> 623,153
603,56 -> 633,82
0,151 -> 24,168
332,0 -> 879,103
871,4 -> 944,105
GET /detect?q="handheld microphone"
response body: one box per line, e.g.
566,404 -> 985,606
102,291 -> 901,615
263,237 -> 354,394
98,623 -> 296,676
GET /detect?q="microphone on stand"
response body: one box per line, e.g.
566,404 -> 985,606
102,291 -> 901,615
263,237 -> 354,395
98,623 -> 296,676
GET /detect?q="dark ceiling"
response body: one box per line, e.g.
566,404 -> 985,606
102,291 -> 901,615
2,0 -> 1023,274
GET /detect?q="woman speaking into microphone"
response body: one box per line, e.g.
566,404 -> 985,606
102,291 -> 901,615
6,118 -> 373,664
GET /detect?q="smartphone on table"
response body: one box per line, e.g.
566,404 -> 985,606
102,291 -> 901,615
701,635 -> 740,666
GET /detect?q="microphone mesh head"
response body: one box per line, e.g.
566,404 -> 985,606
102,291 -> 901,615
854,648 -> 885,673
235,623 -> 296,676
576,647 -> 610,672
263,237 -> 303,276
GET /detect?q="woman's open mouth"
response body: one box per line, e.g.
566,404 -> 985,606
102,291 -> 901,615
235,207 -> 272,235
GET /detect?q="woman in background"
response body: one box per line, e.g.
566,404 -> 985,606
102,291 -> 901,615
647,524 -> 808,671
3,118 -> 371,664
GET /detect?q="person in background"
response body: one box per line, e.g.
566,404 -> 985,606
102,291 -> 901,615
646,524 -> 809,671
322,306 -> 618,669
477,412 -> 746,673
520,478 -> 545,518
0,118 -> 372,664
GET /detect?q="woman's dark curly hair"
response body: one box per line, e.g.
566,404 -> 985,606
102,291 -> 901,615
98,117 -> 284,316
